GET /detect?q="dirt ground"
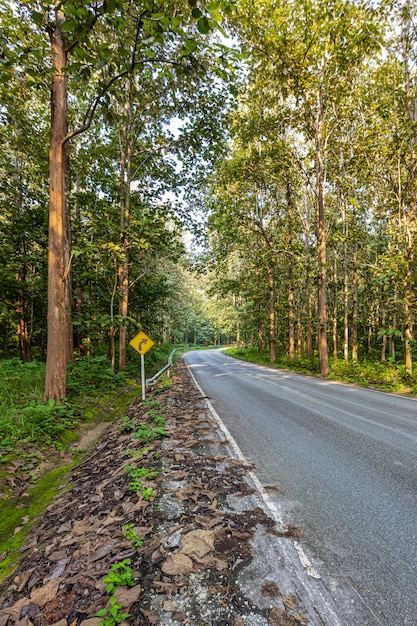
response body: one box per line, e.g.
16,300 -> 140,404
0,360 -> 308,626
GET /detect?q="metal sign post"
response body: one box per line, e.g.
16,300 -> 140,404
141,353 -> 146,400
129,331 -> 155,401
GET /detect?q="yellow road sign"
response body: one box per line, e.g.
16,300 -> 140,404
129,331 -> 154,355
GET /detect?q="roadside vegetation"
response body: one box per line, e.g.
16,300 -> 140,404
0,344 -> 180,469
224,347 -> 417,395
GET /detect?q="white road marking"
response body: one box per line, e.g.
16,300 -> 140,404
186,359 -> 321,580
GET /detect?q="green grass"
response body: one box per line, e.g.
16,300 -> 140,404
0,344 -> 179,463
0,358 -> 127,462
223,347 -> 417,395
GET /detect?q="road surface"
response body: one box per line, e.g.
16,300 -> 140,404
184,349 -> 417,626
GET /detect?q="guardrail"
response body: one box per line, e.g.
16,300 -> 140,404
145,347 -> 181,388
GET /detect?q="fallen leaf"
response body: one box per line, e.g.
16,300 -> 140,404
13,573 -> 31,593
0,598 -> 30,622
283,594 -> 298,611
261,580 -> 281,599
15,616 -> 33,626
90,543 -> 116,562
140,609 -> 159,625
114,585 -> 141,608
49,559 -> 69,580
30,579 -> 61,606
180,530 -> 215,558
212,557 -> 228,571
72,519 -> 91,535
161,553 -> 194,575
268,607 -> 300,626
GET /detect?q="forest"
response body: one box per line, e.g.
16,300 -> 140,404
1,0 -> 417,404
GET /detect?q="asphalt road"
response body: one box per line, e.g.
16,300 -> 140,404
184,349 -> 417,626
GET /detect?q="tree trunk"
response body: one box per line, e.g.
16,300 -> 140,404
296,294 -> 302,356
343,235 -> 349,362
118,80 -> 133,371
315,94 -> 329,376
352,243 -> 358,362
288,276 -> 295,361
304,187 -> 313,359
268,266 -> 276,363
287,180 -> 295,362
44,11 -> 68,402
64,144 -> 74,363
404,201 -> 415,373
13,127 -> 31,362
17,266 -> 31,362
332,251 -> 338,358
402,0 -> 416,373
381,307 -> 387,362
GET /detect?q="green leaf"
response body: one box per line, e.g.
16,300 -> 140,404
191,8 -> 202,19
104,0 -> 117,12
31,11 -> 44,26
61,19 -> 77,32
197,16 -> 210,34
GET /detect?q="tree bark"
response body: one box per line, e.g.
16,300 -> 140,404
287,180 -> 295,362
64,144 -> 74,363
44,10 -> 68,402
332,251 -> 338,358
404,207 -> 415,373
352,243 -> 358,362
402,0 -> 416,373
13,123 -> 31,362
118,80 -> 133,371
315,92 -> 329,376
268,266 -> 276,363
304,187 -> 313,360
343,229 -> 349,362
381,307 -> 387,362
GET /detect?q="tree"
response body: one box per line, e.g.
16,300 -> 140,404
0,0 -> 235,400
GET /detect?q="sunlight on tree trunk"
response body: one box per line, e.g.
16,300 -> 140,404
44,10 -> 68,402
315,89 -> 329,377
268,266 -> 276,363
118,80 -> 133,372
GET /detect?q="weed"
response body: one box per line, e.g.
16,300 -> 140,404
131,422 -> 167,443
127,478 -> 155,499
142,399 -> 163,410
125,464 -> 157,499
102,559 -> 135,593
123,523 -> 144,548
154,374 -> 172,391
118,415 -> 136,433
96,594 -> 131,625
125,466 -> 157,480
126,446 -> 150,459
145,409 -> 166,426
140,486 -> 155,500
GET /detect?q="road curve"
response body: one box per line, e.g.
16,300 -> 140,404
184,349 -> 417,626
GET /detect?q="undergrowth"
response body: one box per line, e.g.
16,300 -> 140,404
223,347 -> 417,394
0,343 -> 179,463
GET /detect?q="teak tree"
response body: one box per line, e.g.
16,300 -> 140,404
1,0 -> 233,401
